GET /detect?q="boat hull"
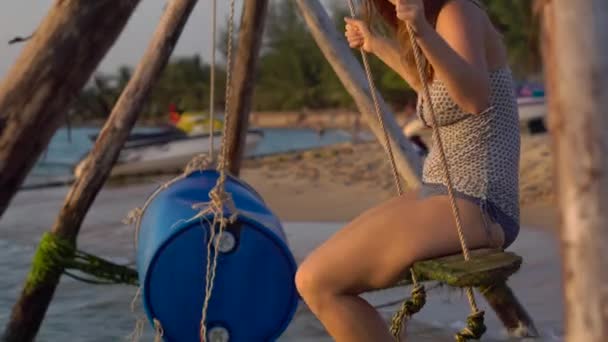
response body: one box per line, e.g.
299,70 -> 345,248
74,130 -> 264,178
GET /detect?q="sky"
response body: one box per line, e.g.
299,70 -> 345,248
0,0 -> 241,79
0,0 -> 341,80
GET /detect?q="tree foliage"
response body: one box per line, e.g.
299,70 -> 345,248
482,0 -> 541,77
73,0 -> 540,120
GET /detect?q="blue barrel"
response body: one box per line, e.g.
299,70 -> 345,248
137,170 -> 298,341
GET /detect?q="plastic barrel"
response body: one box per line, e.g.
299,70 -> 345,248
137,170 -> 298,341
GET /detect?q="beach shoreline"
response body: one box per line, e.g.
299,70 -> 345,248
22,131 -> 557,229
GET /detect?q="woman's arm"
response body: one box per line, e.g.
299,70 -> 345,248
368,36 -> 421,92
344,17 -> 420,92
410,0 -> 491,114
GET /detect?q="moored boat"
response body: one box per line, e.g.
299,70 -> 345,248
74,129 -> 264,178
74,105 -> 264,177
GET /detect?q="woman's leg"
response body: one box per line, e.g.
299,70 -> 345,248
295,191 -> 503,342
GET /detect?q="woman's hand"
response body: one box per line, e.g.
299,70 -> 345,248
395,0 -> 431,36
344,17 -> 375,53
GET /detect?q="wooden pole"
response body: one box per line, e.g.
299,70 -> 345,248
294,0 -> 423,187
0,0 -> 141,219
542,1 -> 608,341
224,0 -> 269,176
480,282 -> 538,337
2,1 -> 199,341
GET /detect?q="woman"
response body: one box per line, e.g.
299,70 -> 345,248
294,0 -> 521,340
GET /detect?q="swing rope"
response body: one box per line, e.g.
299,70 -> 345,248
345,1 -> 485,341
344,1 -> 426,337
199,0 -> 238,340
208,0 -> 217,159
404,21 -> 486,342
126,1 -> 237,340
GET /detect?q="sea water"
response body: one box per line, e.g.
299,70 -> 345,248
28,126 -> 354,188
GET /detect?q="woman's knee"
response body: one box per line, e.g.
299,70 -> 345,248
295,259 -> 324,300
295,256 -> 346,312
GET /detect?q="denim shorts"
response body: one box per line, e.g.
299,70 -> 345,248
419,183 -> 519,249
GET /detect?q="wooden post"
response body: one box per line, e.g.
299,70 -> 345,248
480,282 -> 538,337
295,0 -> 423,187
224,0 -> 269,176
0,0 -> 141,219
2,1 -> 199,341
542,1 -> 608,341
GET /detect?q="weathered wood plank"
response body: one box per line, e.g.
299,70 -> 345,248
2,1 -> 198,341
294,0 -> 423,188
542,0 -> 608,340
385,250 -> 536,337
0,0 -> 140,219
224,0 -> 269,176
413,249 -> 522,287
414,250 -> 537,336
480,282 -> 539,337
382,249 -> 522,289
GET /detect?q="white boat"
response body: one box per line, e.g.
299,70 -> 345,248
517,96 -> 547,134
517,96 -> 546,122
74,128 -> 264,178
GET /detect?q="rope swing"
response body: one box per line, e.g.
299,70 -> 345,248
344,1 -> 486,340
126,0 -> 499,340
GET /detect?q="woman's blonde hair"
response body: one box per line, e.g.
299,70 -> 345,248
362,0 -> 449,89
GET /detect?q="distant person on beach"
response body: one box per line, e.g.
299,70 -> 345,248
402,99 -> 429,155
316,125 -> 327,138
296,0 -> 520,340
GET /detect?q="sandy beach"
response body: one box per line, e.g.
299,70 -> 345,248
0,131 -> 562,341
239,132 -> 556,229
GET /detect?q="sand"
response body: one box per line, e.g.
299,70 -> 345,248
237,132 -> 556,229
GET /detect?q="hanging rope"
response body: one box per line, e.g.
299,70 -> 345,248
404,22 -> 486,342
153,318 -> 164,342
344,1 -> 426,339
208,0 -> 217,159
125,154 -> 218,342
199,0 -> 238,340
126,2 -> 237,341
345,1 -> 486,340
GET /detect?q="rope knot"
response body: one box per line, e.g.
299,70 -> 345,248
153,318 -> 164,342
207,186 -> 239,222
455,310 -> 486,341
123,207 -> 143,226
390,284 -> 427,339
184,153 -> 214,175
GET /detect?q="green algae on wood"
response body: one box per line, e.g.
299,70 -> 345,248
412,249 -> 522,287
384,249 -> 523,289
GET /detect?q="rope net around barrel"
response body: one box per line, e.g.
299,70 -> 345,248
345,1 -> 486,340
125,1 -> 238,341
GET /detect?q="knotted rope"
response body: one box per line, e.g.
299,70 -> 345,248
388,283 -> 426,337
123,120 -> 218,342
26,232 -> 138,292
345,1 -> 486,340
198,0 -> 238,340
126,0 -> 238,340
404,22 -> 486,341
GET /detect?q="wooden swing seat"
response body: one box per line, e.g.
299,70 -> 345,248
386,249 -> 537,337
408,249 -> 522,288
